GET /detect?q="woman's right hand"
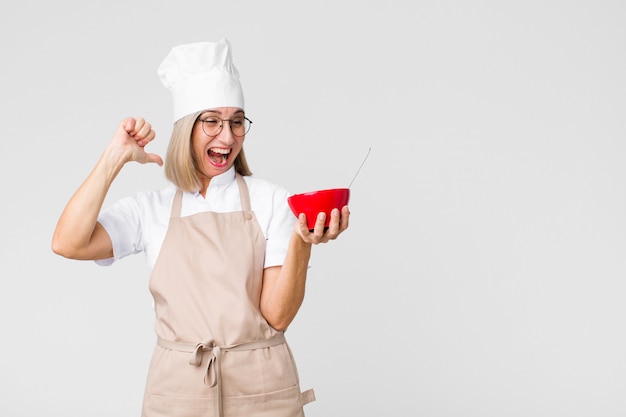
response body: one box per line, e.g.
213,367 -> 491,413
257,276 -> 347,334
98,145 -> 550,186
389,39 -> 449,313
51,117 -> 162,260
110,117 -> 163,166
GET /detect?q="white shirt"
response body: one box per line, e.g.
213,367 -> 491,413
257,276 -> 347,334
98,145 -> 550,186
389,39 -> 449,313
96,167 -> 296,270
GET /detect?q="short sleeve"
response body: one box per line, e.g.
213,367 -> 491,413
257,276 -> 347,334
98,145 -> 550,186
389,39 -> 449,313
95,195 -> 144,266
263,186 -> 297,268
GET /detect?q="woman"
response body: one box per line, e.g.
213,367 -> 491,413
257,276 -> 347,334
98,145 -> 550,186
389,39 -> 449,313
52,39 -> 349,417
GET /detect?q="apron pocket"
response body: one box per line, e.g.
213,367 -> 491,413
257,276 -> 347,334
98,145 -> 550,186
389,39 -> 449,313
225,385 -> 306,417
145,394 -> 214,417
146,385 -> 308,417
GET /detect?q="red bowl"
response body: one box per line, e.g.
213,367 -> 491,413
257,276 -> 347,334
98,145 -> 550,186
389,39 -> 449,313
287,188 -> 350,230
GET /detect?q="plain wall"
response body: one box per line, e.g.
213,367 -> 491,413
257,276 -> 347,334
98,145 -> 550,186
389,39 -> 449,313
1,1 -> 625,416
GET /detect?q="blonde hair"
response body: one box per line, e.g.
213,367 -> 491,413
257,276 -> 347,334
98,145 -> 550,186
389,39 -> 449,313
164,111 -> 252,192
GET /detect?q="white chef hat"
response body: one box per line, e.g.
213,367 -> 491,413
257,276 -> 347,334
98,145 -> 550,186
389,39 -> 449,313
158,38 -> 245,122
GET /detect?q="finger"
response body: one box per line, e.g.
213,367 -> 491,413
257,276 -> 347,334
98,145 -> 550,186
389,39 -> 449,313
130,117 -> 154,147
340,205 -> 350,231
136,120 -> 153,139
324,208 -> 341,237
294,213 -> 312,240
309,212 -> 327,240
121,117 -> 137,135
314,212 -> 326,231
136,129 -> 156,147
132,117 -> 146,136
298,213 -> 308,228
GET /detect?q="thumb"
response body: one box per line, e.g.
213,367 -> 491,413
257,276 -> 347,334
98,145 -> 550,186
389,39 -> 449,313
144,152 -> 164,167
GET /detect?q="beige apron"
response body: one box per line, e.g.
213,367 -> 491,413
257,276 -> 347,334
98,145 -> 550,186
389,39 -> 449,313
141,174 -> 314,417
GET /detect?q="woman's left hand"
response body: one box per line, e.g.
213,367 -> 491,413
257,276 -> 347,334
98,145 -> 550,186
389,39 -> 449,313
294,206 -> 350,244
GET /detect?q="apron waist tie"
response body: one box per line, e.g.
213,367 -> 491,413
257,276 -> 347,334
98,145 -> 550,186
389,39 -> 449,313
157,333 -> 287,417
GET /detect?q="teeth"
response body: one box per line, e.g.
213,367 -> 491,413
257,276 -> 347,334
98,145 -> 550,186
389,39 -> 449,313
209,148 -> 230,155
208,148 -> 229,165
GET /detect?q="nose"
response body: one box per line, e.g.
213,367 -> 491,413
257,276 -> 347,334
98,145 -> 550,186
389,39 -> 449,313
217,120 -> 236,144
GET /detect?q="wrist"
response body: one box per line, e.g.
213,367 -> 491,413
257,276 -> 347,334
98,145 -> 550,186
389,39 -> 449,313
98,144 -> 130,179
291,230 -> 313,252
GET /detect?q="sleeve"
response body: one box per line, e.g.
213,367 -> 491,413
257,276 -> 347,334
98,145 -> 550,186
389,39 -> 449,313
94,195 -> 144,266
263,185 -> 297,268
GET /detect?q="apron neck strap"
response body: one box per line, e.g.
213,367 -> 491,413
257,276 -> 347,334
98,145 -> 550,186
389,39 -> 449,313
235,173 -> 252,213
170,173 -> 251,219
172,189 -> 183,219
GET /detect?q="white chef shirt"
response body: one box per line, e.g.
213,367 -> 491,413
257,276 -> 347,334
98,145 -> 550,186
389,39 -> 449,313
96,166 -> 296,270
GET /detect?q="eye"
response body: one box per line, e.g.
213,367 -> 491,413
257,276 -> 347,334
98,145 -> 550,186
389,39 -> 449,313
202,118 -> 220,126
231,118 -> 244,127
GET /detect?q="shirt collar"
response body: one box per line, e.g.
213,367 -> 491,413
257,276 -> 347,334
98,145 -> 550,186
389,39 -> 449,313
194,166 -> 236,197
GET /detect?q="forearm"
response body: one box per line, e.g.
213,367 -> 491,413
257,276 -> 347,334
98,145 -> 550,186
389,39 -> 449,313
51,145 -> 126,258
261,232 -> 312,331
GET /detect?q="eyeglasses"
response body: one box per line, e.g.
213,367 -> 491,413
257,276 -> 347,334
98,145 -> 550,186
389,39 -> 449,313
198,116 -> 252,138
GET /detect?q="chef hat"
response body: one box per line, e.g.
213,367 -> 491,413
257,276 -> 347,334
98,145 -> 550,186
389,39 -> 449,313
158,38 -> 245,122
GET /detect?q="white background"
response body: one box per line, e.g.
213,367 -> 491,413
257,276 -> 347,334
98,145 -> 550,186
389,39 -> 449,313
1,1 -> 625,416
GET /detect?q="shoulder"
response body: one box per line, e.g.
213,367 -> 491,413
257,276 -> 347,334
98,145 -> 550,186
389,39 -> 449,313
243,175 -> 295,228
133,184 -> 178,207
243,176 -> 292,213
243,175 -> 291,201
104,184 -> 177,218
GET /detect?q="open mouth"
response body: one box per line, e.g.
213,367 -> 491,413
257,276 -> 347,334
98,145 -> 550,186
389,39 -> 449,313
208,147 -> 231,167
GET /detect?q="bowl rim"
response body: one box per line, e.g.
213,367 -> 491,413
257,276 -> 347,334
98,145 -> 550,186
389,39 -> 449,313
288,188 -> 350,199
